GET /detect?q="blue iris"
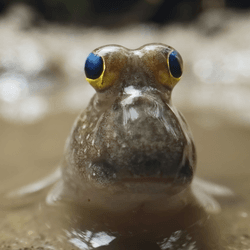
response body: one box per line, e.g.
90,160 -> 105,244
84,53 -> 103,79
169,51 -> 182,78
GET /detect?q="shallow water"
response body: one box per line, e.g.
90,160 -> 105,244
1,106 -> 250,249
1,8 -> 250,249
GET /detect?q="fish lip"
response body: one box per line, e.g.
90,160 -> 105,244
117,176 -> 175,184
109,176 -> 189,195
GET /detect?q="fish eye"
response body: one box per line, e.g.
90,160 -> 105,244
84,53 -> 104,79
168,50 -> 182,79
84,46 -> 128,91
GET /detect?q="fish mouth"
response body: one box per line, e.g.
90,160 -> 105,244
111,176 -> 191,195
86,159 -> 194,193
118,176 -> 175,184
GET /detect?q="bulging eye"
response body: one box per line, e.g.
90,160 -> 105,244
84,53 -> 104,79
168,50 -> 182,78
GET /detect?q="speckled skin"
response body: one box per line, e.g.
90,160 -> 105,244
60,44 -> 196,207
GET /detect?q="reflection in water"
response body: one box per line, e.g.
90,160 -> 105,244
58,201 -> 222,250
68,230 -> 195,250
69,230 -> 115,249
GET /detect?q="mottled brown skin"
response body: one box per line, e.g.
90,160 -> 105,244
59,44 -> 196,210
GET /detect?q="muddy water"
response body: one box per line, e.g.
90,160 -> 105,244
1,103 -> 250,249
1,8 -> 250,250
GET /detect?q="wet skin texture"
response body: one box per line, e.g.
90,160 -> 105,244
61,43 -> 197,205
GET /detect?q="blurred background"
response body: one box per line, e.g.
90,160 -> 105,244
0,0 -> 249,124
1,0 -> 250,249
